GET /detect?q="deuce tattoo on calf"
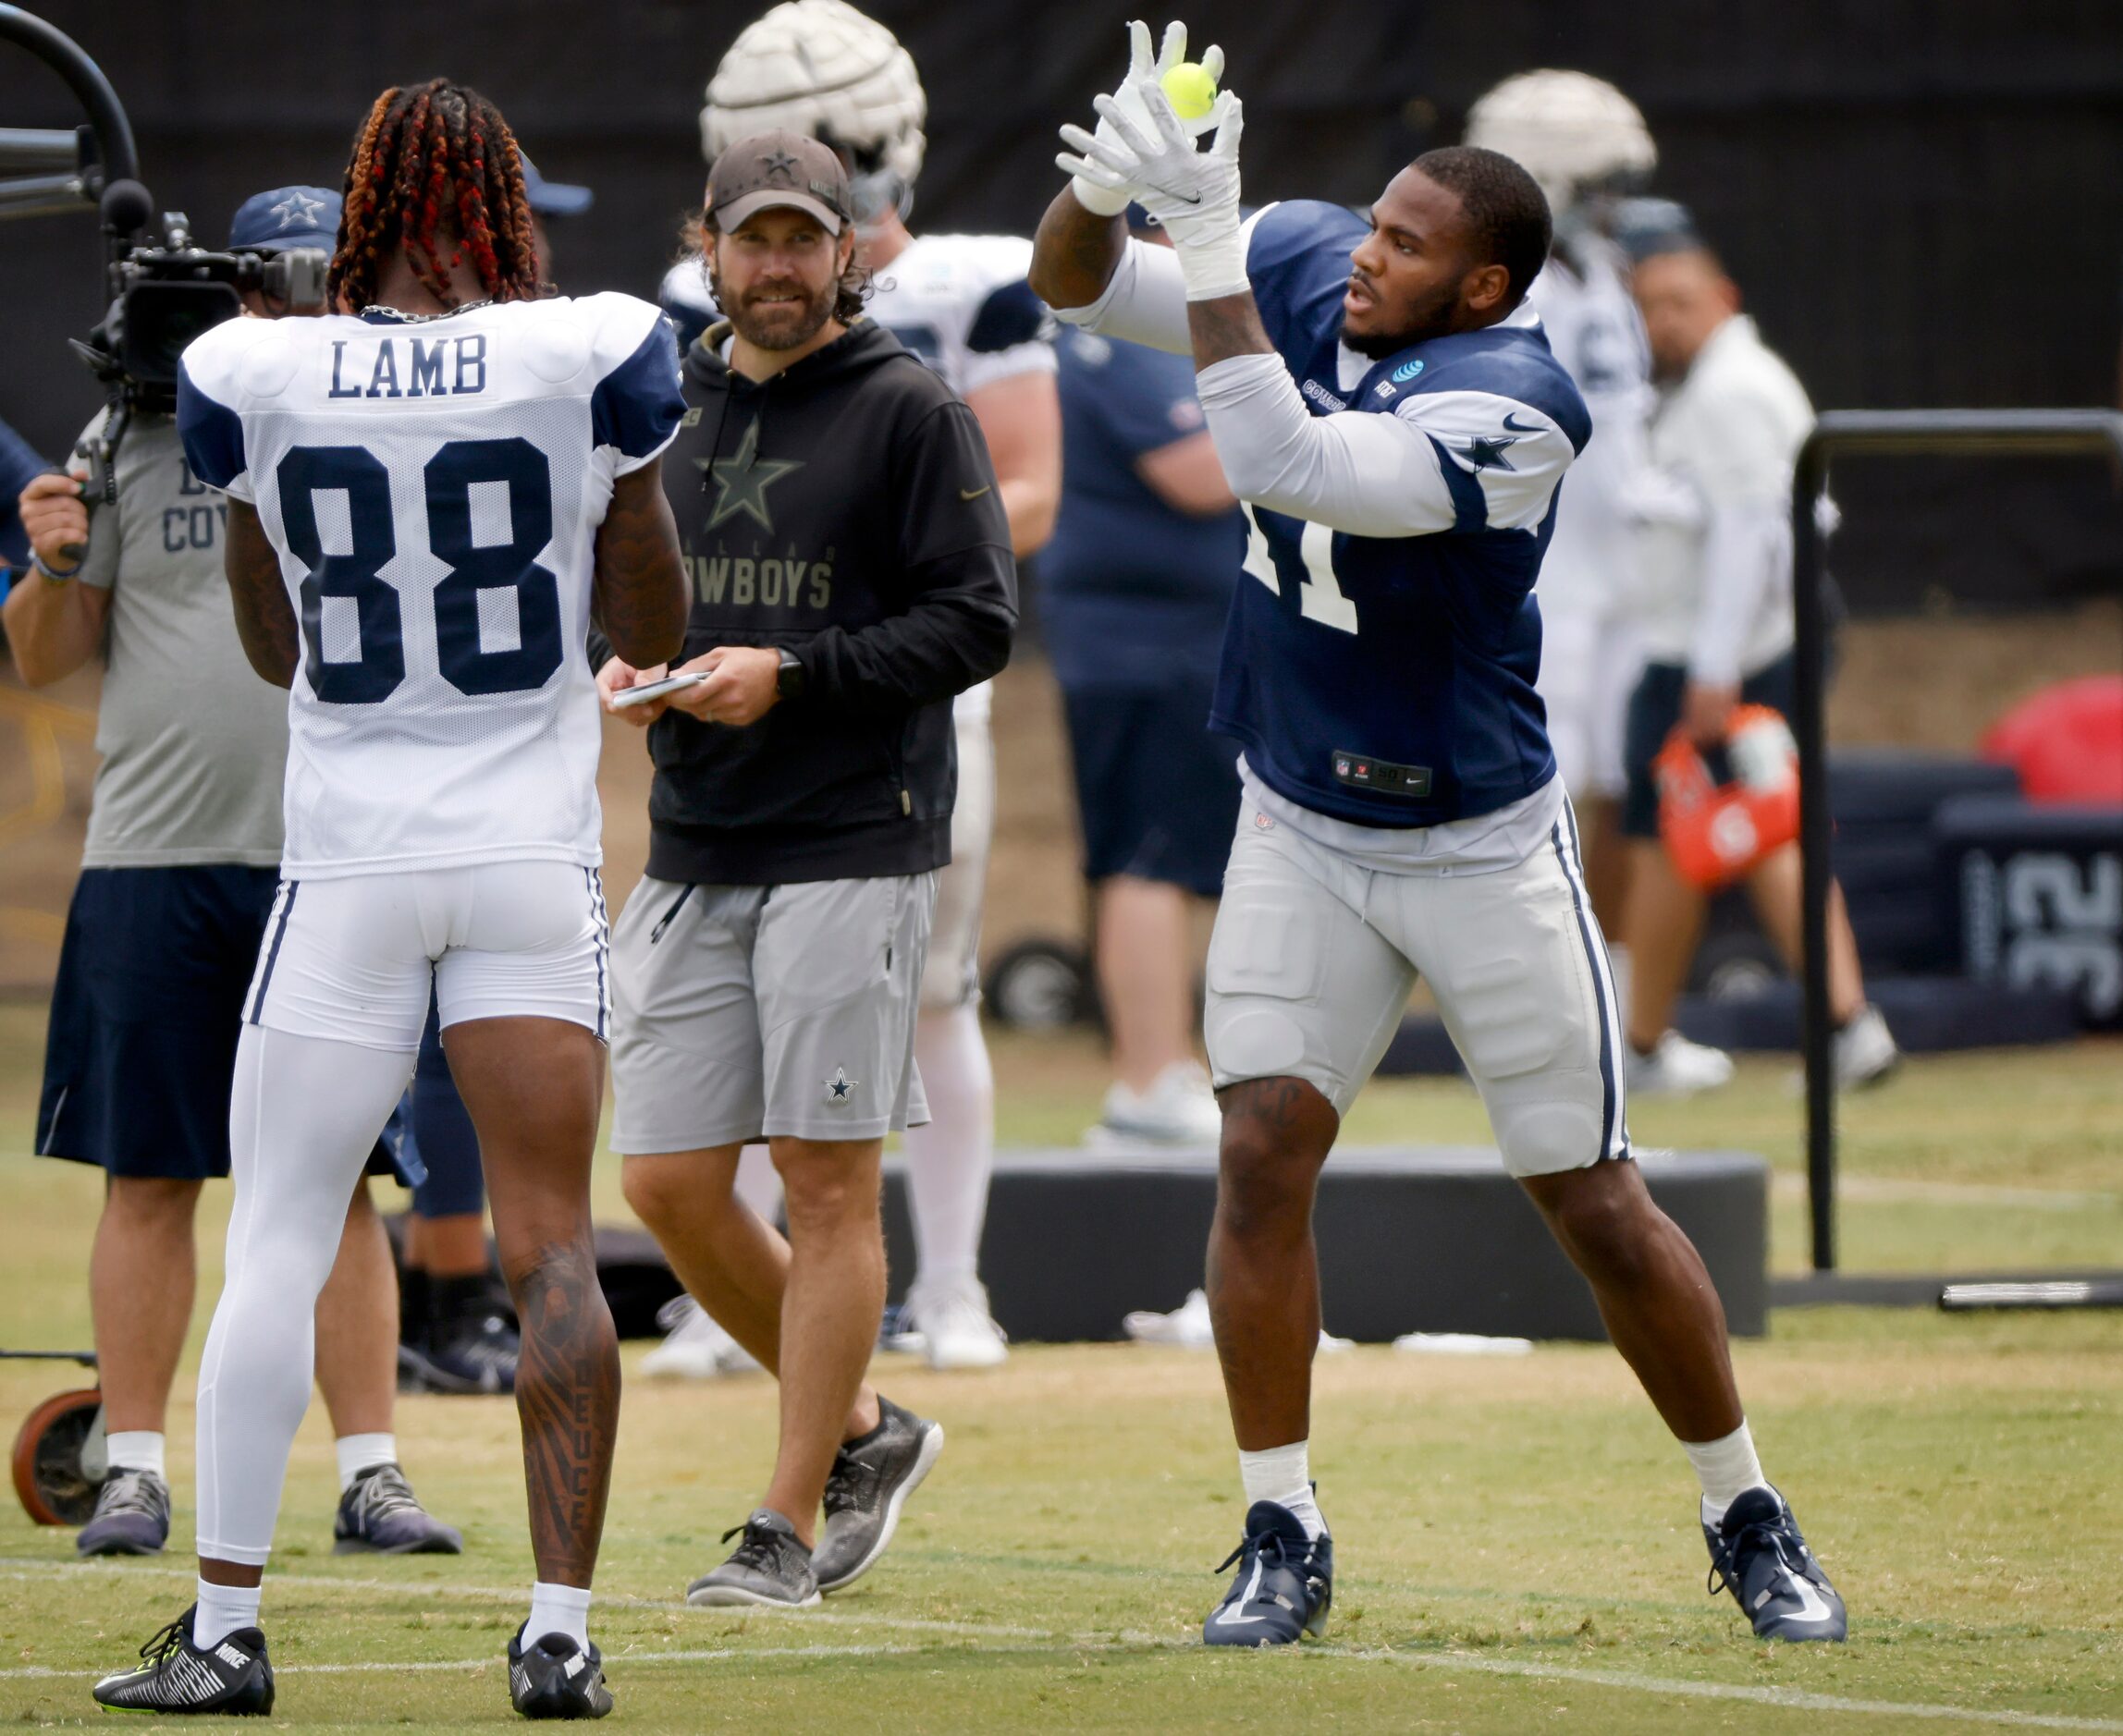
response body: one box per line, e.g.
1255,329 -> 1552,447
509,1237 -> 622,1584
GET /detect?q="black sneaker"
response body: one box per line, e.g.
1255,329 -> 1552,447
1202,1500 -> 1333,1647
813,1397 -> 944,1594
1704,1486 -> 1848,1642
334,1462 -> 463,1555
407,1279 -> 521,1395
92,1606 -> 274,1715
77,1466 -> 171,1557
508,1626 -> 612,1720
685,1509 -> 821,1608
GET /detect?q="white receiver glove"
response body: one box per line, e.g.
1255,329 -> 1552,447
1066,19 -> 1226,217
1060,73 -> 1246,301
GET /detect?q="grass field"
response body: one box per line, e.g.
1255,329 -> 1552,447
1,1003 -> 2118,1730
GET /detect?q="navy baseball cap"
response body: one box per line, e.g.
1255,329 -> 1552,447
519,153 -> 593,219
228,186 -> 340,253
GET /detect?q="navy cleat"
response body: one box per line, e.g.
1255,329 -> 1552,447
1704,1486 -> 1847,1642
333,1463 -> 463,1555
508,1626 -> 613,1719
1203,1500 -> 1332,1646
78,1467 -> 171,1557
92,1606 -> 274,1716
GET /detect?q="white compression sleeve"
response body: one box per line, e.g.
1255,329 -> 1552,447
731,1144 -> 784,1226
1049,237 -> 1194,355
901,1002 -> 996,1290
195,1025 -> 415,1567
1195,353 -> 1466,537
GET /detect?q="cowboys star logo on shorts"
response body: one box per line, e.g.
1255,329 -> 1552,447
824,1067 -> 858,1105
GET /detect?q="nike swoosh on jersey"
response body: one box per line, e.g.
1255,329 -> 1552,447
960,484 -> 991,501
1502,411 -> 1542,433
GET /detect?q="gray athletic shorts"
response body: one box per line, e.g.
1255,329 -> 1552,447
1203,802 -> 1630,1178
609,871 -> 937,1151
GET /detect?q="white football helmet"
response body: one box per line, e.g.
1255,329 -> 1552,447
1464,70 -> 1656,218
702,0 -> 927,224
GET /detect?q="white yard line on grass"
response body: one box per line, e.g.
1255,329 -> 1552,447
6,1558 -> 2119,1731
0,1557 -> 1139,1644
1770,1175 -> 2122,1213
6,1633 -> 2121,1730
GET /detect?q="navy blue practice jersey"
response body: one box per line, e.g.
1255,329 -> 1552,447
1209,202 -> 1591,827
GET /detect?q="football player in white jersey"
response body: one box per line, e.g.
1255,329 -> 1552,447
1466,71 -> 1734,1096
657,0 -> 1063,1373
92,80 -> 687,1722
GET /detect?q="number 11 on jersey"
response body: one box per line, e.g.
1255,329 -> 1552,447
1239,503 -> 1358,635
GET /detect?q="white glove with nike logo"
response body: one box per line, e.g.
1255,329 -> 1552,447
1058,66 -> 1246,302
1064,19 -> 1226,218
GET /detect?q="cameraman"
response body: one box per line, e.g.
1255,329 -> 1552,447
8,187 -> 459,1559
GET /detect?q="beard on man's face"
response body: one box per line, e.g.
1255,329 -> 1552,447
1340,274 -> 1463,358
712,267 -> 837,352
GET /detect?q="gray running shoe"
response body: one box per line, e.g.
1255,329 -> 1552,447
813,1397 -> 944,1593
333,1463 -> 463,1555
78,1467 -> 171,1557
685,1510 -> 820,1608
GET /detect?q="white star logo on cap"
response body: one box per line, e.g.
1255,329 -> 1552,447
269,190 -> 326,231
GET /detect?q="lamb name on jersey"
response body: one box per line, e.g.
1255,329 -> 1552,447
1216,201 -> 1590,828
176,293 -> 684,879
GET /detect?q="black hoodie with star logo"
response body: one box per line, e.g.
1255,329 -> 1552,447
607,316 -> 1017,886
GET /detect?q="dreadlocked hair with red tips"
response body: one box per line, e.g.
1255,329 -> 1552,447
328,79 -> 545,312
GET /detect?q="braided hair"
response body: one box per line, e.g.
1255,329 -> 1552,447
329,79 -> 545,312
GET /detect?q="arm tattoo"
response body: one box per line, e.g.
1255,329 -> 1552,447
509,1235 -> 621,1586
1185,291 -> 1277,370
593,458 -> 689,668
1029,189 -> 1126,309
223,500 -> 300,688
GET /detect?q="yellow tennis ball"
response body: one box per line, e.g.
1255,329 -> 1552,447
1160,61 -> 1218,121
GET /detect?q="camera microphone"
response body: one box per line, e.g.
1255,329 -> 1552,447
99,177 -> 153,241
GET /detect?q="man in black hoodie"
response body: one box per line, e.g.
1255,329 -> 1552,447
595,132 -> 1016,1608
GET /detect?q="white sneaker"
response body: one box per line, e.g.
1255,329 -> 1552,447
905,1277 -> 1009,1372
1625,1029 -> 1736,1097
1121,1288 -> 1351,1354
1088,1061 -> 1223,1147
1832,1003 -> 1899,1090
640,1296 -> 763,1378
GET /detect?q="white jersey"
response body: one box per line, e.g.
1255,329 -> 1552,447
871,232 -> 1057,724
1523,235 -> 1652,618
177,292 -> 683,880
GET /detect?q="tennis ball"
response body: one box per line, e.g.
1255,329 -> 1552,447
1160,61 -> 1218,121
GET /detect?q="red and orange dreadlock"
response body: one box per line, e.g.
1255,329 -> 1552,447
328,79 -> 545,312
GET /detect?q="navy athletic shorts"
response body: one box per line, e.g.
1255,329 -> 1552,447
401,998 -> 486,1219
1062,679 -> 1242,899
1621,653 -> 1798,839
37,864 -> 415,1185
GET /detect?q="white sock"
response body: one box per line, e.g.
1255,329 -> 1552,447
105,1430 -> 166,1480
902,1002 -> 995,1291
192,1578 -> 264,1650
1238,1440 -> 1327,1539
1684,1420 -> 1771,1524
335,1433 -> 398,1492
525,1581 -> 592,1650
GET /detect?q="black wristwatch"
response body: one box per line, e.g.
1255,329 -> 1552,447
775,647 -> 807,702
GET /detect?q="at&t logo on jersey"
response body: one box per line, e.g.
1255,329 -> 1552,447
1391,359 -> 1426,384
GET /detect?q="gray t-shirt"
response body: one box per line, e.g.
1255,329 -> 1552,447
74,410 -> 287,866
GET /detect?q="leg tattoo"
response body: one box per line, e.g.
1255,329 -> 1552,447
509,1238 -> 620,1586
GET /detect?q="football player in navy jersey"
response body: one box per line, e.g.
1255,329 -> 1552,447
1031,19 -> 1846,1651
